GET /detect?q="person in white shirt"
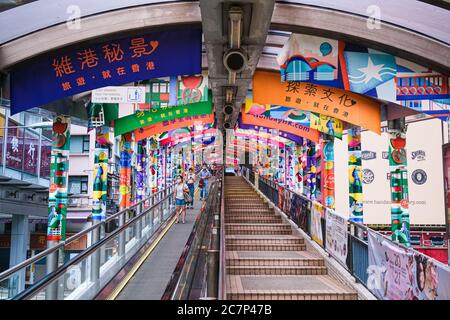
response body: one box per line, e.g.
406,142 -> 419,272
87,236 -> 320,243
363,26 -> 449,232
185,168 -> 196,209
174,175 -> 189,223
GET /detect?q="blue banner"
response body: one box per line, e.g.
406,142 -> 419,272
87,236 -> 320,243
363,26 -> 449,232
10,28 -> 202,114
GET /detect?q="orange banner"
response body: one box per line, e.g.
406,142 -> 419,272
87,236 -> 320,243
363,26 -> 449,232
134,113 -> 214,141
241,109 -> 320,143
253,70 -> 381,133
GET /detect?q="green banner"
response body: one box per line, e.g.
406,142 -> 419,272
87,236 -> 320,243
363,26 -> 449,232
114,91 -> 212,136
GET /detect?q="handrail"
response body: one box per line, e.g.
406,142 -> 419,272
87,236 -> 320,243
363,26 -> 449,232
0,185 -> 173,283
13,189 -> 175,300
218,169 -> 226,300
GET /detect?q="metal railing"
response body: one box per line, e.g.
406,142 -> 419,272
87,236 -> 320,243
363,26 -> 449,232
250,171 -> 370,288
0,186 -> 174,300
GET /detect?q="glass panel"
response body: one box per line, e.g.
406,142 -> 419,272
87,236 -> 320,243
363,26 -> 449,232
40,137 -> 51,179
6,118 -> 24,171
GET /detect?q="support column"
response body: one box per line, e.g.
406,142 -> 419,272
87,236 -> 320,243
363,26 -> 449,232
91,126 -> 109,283
348,127 -> 363,223
92,126 -> 109,221
46,115 -> 70,299
306,140 -> 317,201
9,214 -> 29,297
388,118 -> 410,246
294,143 -> 304,194
136,139 -> 146,202
322,136 -> 335,209
118,132 -> 132,256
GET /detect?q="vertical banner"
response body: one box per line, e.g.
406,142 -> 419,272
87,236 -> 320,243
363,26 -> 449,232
311,202 -> 324,247
348,127 -> 363,223
388,127 -> 410,246
323,139 -> 335,209
119,132 -> 132,208
47,115 -> 70,241
136,139 -> 146,201
92,126 -> 109,221
325,209 -> 348,264
307,141 -> 317,200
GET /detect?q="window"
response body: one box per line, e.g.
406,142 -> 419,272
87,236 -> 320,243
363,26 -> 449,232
152,83 -> 159,93
70,135 -> 89,154
69,176 -> 88,194
160,83 -> 167,93
160,102 -> 168,108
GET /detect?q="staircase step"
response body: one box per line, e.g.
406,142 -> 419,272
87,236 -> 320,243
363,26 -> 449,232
225,224 -> 292,235
226,244 -> 306,251
225,235 -> 303,245
227,266 -> 328,276
226,275 -> 358,300
225,217 -> 282,223
226,251 -> 324,266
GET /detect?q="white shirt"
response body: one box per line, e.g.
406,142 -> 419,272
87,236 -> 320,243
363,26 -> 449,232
175,183 -> 188,199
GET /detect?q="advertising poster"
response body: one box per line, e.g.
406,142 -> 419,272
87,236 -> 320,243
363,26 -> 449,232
368,230 -> 450,300
311,202 -> 324,247
325,209 -> 348,265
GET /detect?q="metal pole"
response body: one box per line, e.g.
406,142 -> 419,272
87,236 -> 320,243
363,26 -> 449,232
46,115 -> 71,300
388,118 -> 410,246
118,132 -> 132,256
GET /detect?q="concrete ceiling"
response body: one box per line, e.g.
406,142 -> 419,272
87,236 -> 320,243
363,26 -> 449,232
200,0 -> 275,131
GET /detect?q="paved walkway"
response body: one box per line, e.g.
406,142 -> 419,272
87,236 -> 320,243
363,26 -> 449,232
117,189 -> 203,300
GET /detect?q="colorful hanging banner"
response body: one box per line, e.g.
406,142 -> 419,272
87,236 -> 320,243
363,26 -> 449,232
241,110 -> 320,143
10,28 -> 202,114
114,92 -> 212,136
348,127 -> 363,223
245,93 -> 343,139
238,120 -> 304,145
47,115 -> 70,241
134,113 -> 214,141
159,128 -> 217,146
388,127 -> 410,246
253,70 -> 381,133
119,132 -> 132,208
